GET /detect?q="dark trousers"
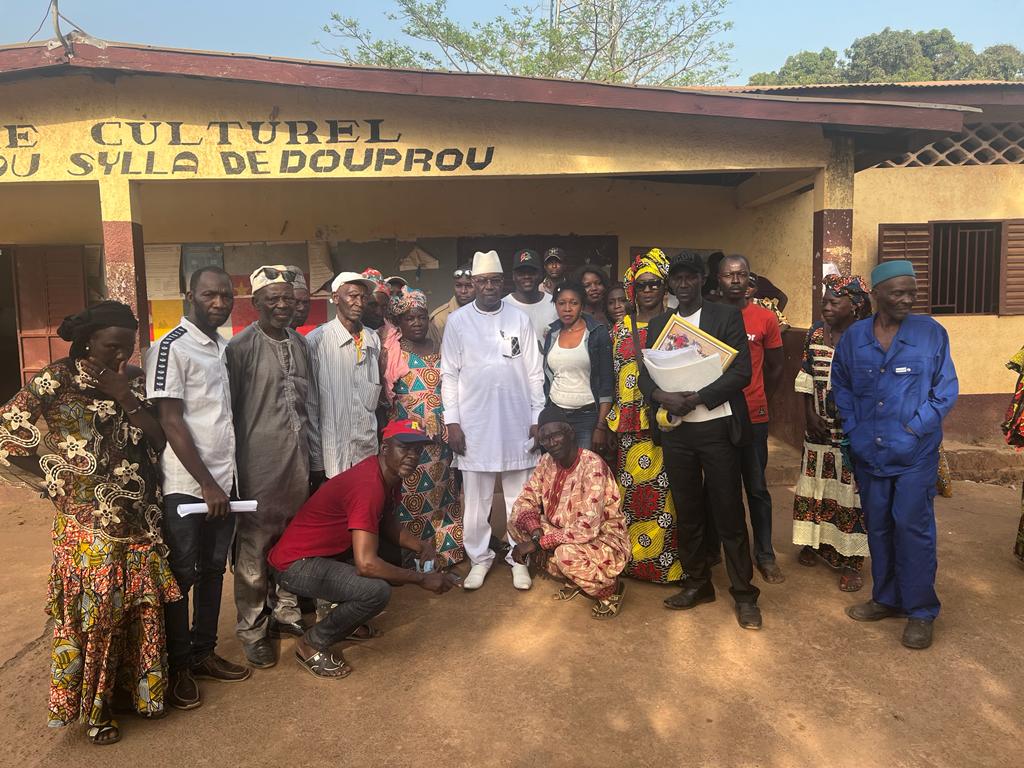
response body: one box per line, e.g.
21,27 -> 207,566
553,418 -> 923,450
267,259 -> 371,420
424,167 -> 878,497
559,403 -> 598,451
740,421 -> 776,564
162,494 -> 236,673
661,419 -> 760,604
855,459 -> 940,621
276,557 -> 391,651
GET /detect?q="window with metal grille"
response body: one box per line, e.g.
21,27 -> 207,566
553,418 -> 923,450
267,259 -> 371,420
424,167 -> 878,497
879,220 -> 1024,316
930,222 -> 1001,314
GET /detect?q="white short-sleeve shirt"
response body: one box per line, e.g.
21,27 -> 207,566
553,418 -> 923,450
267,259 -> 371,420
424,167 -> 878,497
145,317 -> 237,498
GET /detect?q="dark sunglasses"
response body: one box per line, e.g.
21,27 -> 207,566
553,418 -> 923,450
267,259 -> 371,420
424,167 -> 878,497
635,279 -> 664,292
453,269 -> 473,278
259,267 -> 297,282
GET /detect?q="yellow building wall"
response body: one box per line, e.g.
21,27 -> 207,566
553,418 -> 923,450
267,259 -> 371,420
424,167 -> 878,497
0,174 -> 815,342
0,72 -> 829,194
854,164 -> 1024,395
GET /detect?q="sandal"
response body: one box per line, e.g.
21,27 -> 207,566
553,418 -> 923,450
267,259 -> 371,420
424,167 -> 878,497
344,624 -> 382,641
839,568 -> 864,592
87,722 -> 121,746
553,583 -> 583,601
591,581 -> 626,620
798,546 -> 818,567
294,648 -> 353,680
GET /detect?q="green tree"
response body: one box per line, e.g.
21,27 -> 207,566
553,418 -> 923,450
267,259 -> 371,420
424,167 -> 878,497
748,48 -> 840,86
748,27 -> 1024,85
972,44 -> 1024,80
317,0 -> 736,86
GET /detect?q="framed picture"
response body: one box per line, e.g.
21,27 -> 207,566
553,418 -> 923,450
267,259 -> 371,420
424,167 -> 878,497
651,313 -> 737,369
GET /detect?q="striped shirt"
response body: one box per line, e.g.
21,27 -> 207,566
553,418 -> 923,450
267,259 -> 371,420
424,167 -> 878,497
305,316 -> 382,477
145,316 -> 237,498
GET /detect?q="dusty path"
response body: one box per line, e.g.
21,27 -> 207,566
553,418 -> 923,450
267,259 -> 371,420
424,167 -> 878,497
1,481 -> 1022,768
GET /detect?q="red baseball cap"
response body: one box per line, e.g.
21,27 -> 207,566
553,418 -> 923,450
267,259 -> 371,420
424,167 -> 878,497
382,419 -> 433,444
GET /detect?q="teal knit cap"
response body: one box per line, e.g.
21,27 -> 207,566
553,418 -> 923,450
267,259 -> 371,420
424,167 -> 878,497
870,259 -> 916,288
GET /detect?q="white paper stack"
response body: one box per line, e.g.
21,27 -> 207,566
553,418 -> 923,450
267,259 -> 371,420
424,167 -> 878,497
177,500 -> 259,517
642,349 -> 732,423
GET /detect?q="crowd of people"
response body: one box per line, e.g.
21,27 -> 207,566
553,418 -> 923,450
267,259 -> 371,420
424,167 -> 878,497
0,242 -> 978,746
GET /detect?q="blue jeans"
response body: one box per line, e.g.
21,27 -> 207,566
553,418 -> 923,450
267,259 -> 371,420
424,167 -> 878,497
557,403 -> 599,450
276,557 -> 391,651
162,494 -> 236,673
740,422 -> 776,564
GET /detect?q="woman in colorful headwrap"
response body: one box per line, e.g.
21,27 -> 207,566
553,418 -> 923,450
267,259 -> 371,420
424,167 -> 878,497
1001,344 -> 1024,563
606,248 -> 682,583
387,287 -> 465,567
0,301 -> 180,744
792,274 -> 872,591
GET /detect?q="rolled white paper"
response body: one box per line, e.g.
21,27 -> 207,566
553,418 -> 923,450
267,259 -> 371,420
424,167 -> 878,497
177,500 -> 258,517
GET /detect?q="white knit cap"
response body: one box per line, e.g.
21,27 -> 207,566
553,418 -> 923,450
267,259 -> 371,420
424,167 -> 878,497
471,250 -> 503,275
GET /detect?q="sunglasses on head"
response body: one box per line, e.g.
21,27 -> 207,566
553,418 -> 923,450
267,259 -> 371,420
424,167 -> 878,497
453,269 -> 473,278
259,267 -> 297,282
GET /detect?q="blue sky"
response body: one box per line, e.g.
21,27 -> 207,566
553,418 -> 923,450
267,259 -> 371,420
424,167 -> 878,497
3,0 -> 1018,82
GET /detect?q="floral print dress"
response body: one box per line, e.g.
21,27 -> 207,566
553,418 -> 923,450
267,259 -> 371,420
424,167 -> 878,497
0,359 -> 180,727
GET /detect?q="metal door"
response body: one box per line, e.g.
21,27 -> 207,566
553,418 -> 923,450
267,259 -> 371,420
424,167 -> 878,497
14,247 -> 87,384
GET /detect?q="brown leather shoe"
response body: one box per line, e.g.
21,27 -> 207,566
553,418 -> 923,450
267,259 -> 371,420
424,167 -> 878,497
191,652 -> 252,682
845,600 -> 906,622
167,670 -> 201,710
757,560 -> 786,584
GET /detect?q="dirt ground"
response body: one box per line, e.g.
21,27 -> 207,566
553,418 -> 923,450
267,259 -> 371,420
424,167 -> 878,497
1,480 -> 1022,768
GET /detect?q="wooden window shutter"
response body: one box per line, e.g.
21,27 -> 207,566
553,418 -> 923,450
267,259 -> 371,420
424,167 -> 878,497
1000,219 -> 1024,315
877,223 -> 931,311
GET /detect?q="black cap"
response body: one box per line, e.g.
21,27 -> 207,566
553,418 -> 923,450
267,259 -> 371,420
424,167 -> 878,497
668,251 -> 706,277
544,247 -> 567,263
512,249 -> 542,271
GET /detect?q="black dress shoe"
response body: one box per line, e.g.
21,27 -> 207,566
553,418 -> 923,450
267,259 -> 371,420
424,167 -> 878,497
664,582 -> 716,610
846,600 -> 906,622
268,618 -> 310,639
901,619 -> 934,649
243,638 -> 277,669
736,603 -> 763,630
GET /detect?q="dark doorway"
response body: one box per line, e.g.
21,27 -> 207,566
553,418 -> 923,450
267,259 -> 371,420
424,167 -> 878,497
0,248 -> 19,401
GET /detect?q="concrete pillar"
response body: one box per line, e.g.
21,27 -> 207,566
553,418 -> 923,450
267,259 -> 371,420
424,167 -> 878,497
99,179 -> 149,357
812,135 -> 854,316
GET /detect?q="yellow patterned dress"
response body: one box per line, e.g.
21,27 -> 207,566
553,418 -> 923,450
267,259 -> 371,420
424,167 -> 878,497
0,359 -> 180,727
606,317 -> 682,583
389,348 -> 465,567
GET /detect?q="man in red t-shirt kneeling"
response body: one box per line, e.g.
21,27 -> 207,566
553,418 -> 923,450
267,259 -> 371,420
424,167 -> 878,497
268,419 -> 461,679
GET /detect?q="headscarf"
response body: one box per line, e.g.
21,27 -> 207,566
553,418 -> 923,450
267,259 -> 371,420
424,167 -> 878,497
57,301 -> 138,359
361,267 -> 390,296
824,274 -> 870,317
623,247 -> 670,302
389,287 -> 428,318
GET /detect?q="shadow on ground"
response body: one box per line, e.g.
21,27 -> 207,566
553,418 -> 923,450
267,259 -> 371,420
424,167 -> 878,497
1,480 -> 1022,768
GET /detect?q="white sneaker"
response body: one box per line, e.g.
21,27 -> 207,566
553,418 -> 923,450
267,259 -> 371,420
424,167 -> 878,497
511,563 -> 533,591
463,563 -> 491,590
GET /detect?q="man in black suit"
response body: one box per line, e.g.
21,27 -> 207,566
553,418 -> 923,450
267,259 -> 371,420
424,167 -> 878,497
638,251 -> 763,630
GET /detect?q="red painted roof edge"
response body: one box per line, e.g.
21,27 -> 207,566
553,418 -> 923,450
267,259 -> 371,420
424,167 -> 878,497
0,36 -> 978,133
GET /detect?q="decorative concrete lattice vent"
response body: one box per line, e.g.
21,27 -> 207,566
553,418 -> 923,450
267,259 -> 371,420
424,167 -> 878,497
877,122 -> 1024,167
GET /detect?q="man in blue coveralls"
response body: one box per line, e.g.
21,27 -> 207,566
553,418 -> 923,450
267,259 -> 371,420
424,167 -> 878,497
831,259 -> 958,650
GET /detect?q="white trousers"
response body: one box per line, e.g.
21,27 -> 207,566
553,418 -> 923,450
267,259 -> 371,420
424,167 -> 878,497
462,468 -> 531,567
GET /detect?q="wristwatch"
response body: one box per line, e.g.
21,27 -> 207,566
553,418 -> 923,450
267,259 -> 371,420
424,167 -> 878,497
531,532 -> 543,549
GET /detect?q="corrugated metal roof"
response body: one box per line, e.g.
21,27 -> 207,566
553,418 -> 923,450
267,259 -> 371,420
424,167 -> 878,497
0,35 -> 979,133
699,81 -> 1023,93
